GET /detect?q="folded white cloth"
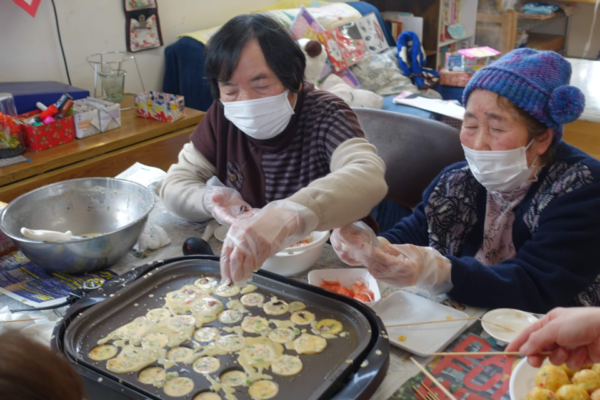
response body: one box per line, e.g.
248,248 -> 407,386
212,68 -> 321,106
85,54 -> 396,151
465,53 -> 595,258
135,224 -> 171,251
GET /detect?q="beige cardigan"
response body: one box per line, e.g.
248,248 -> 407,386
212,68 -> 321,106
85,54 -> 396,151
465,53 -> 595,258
160,138 -> 387,231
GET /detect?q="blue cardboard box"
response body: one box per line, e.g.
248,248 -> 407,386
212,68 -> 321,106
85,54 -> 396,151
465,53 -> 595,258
0,81 -> 90,114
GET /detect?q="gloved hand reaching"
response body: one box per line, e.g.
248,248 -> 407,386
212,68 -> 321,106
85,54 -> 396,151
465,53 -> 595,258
220,200 -> 319,283
203,176 -> 257,225
331,222 -> 453,295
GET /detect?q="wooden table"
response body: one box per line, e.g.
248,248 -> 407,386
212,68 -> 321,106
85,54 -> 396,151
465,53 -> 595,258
0,95 -> 204,202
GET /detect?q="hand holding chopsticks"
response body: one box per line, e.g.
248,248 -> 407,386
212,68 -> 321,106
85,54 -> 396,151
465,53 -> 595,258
386,317 -> 514,332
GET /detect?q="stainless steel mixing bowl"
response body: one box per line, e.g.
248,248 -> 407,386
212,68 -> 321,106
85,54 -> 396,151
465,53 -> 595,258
0,178 -> 154,274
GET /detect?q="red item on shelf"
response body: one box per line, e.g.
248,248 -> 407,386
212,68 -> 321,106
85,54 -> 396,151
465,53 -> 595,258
38,104 -> 58,120
19,110 -> 75,152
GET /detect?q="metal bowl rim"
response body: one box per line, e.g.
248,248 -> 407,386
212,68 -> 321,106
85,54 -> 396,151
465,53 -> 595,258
0,177 -> 155,244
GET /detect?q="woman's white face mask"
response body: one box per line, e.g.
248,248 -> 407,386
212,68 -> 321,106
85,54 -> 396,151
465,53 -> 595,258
221,90 -> 295,140
462,140 -> 538,193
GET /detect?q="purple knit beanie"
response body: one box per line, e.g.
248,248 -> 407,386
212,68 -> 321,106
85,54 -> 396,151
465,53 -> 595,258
463,48 -> 585,141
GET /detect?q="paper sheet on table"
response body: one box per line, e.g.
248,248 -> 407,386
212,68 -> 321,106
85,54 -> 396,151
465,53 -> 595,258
116,162 -> 167,187
393,91 -> 465,120
0,257 -> 116,308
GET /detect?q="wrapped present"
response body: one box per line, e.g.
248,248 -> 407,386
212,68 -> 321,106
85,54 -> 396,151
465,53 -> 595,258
134,91 -> 185,122
19,110 -> 75,152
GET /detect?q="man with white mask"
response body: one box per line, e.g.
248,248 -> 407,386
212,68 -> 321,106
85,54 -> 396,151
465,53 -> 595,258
330,48 -> 600,313
161,14 -> 387,282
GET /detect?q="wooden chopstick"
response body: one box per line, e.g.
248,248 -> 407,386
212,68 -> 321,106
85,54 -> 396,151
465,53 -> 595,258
0,318 -> 42,324
386,317 -> 514,332
410,357 -> 457,400
428,351 -> 552,356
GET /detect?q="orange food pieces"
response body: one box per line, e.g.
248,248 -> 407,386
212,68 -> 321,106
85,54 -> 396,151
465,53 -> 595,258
319,278 -> 374,303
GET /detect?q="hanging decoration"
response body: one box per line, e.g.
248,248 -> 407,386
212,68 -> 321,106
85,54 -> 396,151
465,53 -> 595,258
124,0 -> 164,53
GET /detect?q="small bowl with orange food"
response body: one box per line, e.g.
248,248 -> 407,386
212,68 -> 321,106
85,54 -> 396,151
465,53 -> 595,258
308,268 -> 381,307
261,231 -> 330,276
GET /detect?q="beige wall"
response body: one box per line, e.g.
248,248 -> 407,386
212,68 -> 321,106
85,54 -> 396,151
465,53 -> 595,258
566,3 -> 600,59
0,0 -> 281,94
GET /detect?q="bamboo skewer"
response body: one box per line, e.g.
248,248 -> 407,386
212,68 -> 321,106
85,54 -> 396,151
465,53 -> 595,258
413,385 -> 439,400
410,357 -> 458,400
428,351 -> 552,357
423,384 -> 441,400
0,318 -> 42,324
386,317 -> 514,332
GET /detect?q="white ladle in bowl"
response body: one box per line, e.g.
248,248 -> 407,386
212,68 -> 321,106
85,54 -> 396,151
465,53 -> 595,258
20,228 -> 86,242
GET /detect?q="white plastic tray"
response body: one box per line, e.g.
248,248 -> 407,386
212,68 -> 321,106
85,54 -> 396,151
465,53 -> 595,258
372,291 -> 470,356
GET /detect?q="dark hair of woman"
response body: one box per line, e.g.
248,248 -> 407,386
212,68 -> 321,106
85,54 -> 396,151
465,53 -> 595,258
0,332 -> 87,400
205,14 -> 306,100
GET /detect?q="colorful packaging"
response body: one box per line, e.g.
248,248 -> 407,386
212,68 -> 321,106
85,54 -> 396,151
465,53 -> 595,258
134,91 -> 185,122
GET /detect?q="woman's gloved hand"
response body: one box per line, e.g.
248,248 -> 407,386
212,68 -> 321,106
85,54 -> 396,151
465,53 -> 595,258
220,200 -> 319,283
330,221 -> 381,266
331,222 -> 453,295
203,176 -> 257,225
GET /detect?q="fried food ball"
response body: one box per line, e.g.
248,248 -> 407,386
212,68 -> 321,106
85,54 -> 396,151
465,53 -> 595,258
536,365 -> 570,393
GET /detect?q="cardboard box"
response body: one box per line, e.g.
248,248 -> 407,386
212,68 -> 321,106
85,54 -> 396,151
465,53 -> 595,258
445,46 -> 500,73
81,98 -> 121,132
72,103 -> 101,139
440,68 -> 473,87
19,110 -> 75,152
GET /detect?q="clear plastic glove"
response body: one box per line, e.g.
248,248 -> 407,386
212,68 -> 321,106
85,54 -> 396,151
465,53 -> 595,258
330,221 -> 381,266
220,200 -> 319,283
203,176 -> 257,225
331,222 -> 453,295
506,307 -> 600,369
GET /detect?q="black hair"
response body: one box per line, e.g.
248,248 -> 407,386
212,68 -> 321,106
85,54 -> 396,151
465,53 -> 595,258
204,14 -> 306,100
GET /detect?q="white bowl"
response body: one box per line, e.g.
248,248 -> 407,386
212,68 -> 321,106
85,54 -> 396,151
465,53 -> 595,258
261,231 -> 330,276
509,357 -> 549,400
307,268 -> 381,307
481,308 -> 538,345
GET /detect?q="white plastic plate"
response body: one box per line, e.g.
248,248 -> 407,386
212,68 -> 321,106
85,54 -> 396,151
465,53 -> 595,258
509,357 -> 548,400
372,291 -> 470,356
481,309 -> 538,345
307,268 -> 381,307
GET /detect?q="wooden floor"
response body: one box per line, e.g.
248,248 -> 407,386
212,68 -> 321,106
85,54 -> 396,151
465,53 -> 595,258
563,120 -> 600,160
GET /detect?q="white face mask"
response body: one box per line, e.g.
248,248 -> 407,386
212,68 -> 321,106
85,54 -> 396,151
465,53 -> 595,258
221,90 -> 295,140
462,140 -> 538,193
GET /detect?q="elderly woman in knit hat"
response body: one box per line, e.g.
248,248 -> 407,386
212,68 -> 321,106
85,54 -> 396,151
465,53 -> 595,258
161,14 -> 387,283
332,48 -> 600,313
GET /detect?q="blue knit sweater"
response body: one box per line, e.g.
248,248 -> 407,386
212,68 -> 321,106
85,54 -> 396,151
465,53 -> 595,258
380,142 -> 600,313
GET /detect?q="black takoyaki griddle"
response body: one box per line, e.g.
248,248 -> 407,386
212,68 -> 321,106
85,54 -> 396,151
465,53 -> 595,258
52,256 -> 390,400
